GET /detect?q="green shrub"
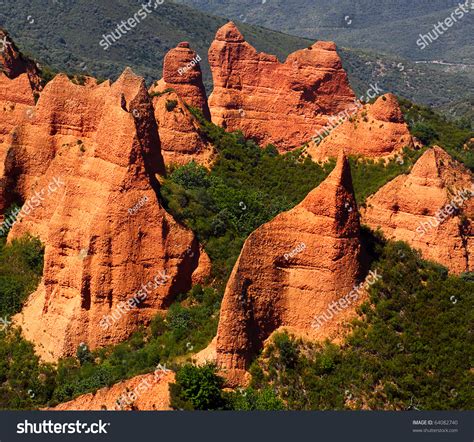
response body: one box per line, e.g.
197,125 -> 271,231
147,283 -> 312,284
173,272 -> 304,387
0,235 -> 44,317
170,364 -> 224,410
399,98 -> 473,171
245,238 -> 473,410
411,123 -> 438,145
225,387 -> 285,410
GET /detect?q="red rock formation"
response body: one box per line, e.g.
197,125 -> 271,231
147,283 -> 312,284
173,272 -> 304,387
208,22 -> 356,152
0,73 -> 37,213
150,42 -> 210,119
51,371 -> 174,411
9,68 -> 209,361
362,146 -> 473,274
0,29 -> 41,90
0,30 -> 41,212
216,153 -> 362,384
308,93 -> 413,161
152,89 -> 215,167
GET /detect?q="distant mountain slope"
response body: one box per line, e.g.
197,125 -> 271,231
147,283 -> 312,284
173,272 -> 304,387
0,0 -> 307,84
176,0 -> 474,63
0,0 -> 471,118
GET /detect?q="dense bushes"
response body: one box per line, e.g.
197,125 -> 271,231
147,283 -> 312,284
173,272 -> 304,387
170,364 -> 224,410
0,235 -> 54,410
243,239 -> 473,410
161,110 -> 418,281
0,329 -> 56,410
399,98 -> 473,171
169,363 -> 285,410
0,277 -> 221,408
0,235 -> 44,319
47,285 -> 221,406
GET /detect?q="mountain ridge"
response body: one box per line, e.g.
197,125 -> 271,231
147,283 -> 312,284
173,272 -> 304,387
0,0 -> 471,118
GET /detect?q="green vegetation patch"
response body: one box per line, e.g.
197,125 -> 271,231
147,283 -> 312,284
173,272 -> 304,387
244,239 -> 473,410
399,98 -> 473,171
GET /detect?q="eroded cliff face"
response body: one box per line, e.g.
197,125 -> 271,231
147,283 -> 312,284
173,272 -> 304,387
152,90 -> 215,167
0,29 -> 41,90
307,93 -> 413,161
216,153 -> 363,385
149,42 -> 214,167
8,68 -> 209,361
208,22 -> 356,152
0,29 -> 41,211
362,146 -> 473,274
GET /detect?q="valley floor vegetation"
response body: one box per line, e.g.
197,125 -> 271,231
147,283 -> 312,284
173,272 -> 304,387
0,99 -> 472,410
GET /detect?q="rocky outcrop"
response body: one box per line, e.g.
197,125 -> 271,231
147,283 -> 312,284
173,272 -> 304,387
51,371 -> 174,411
0,30 -> 41,211
208,22 -> 356,152
362,146 -> 473,274
216,153 -> 362,384
149,42 -> 214,167
0,29 -> 41,91
150,42 -> 210,119
152,89 -> 214,167
9,68 -> 209,361
0,73 -> 37,213
307,94 -> 413,162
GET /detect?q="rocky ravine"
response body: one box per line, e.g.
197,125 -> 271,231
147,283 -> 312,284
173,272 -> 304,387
6,67 -> 209,362
208,22 -> 357,152
216,153 -> 364,385
362,146 -> 473,274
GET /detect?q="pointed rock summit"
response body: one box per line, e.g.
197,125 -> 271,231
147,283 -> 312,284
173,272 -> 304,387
149,42 -> 213,167
362,146 -> 473,274
208,22 -> 356,151
0,31 -> 43,212
8,68 -> 209,361
308,93 -> 413,161
216,153 -> 362,384
0,29 -> 41,90
215,21 -> 245,42
150,41 -> 210,119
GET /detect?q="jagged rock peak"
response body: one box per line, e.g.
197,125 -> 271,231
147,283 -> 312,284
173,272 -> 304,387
361,146 -> 473,274
216,151 -> 362,385
215,21 -> 245,42
208,22 -> 356,151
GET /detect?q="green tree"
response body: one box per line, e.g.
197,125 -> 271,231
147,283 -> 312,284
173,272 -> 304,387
170,364 -> 224,410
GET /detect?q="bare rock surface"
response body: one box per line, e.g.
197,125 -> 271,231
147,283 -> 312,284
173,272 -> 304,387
362,146 -> 473,274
